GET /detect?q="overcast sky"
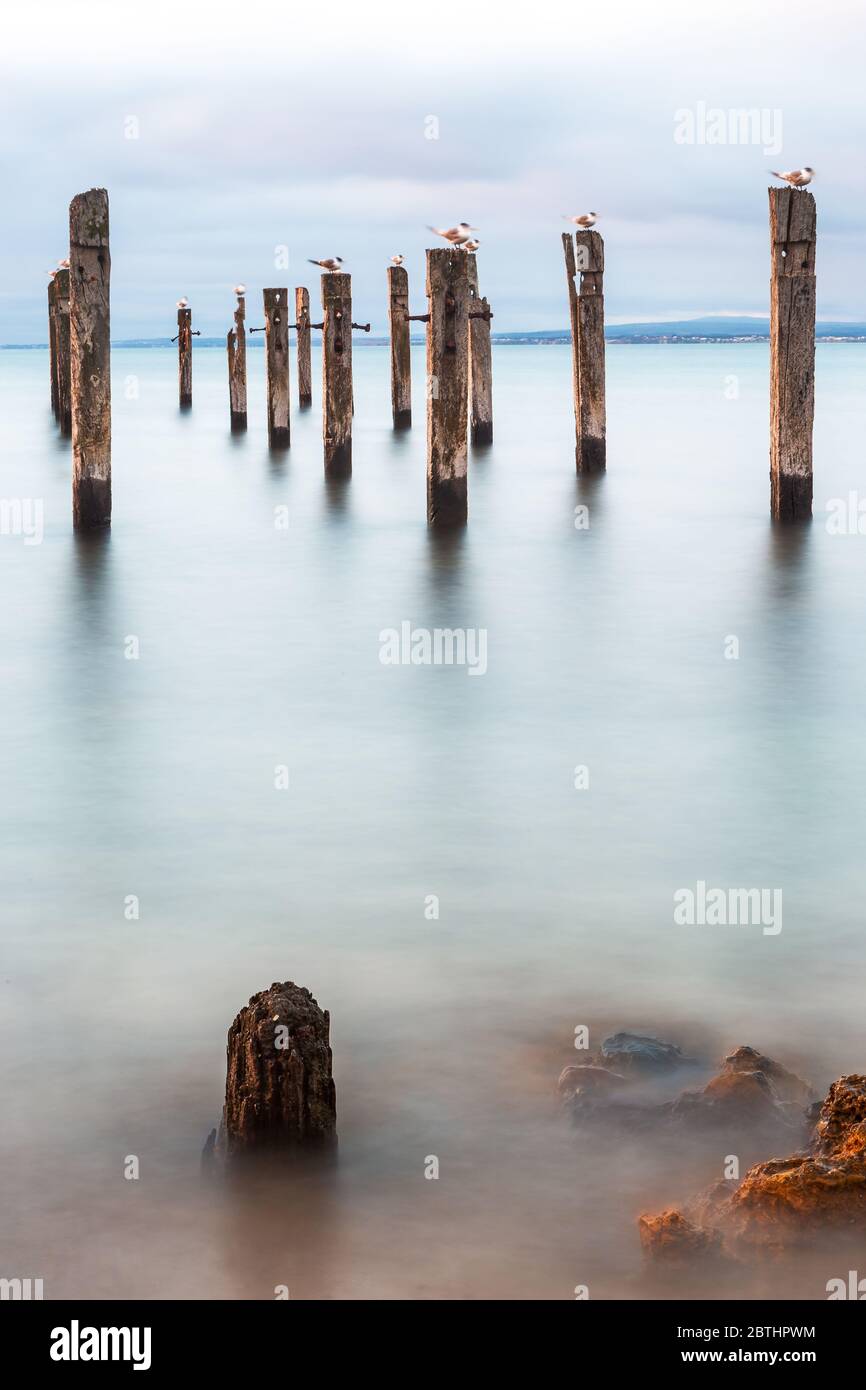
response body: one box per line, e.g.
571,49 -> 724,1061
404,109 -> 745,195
1,0 -> 864,340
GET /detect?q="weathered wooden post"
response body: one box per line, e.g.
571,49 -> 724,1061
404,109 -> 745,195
425,247 -> 471,524
388,264 -> 412,429
227,288 -> 247,431
69,188 -> 111,528
55,267 -> 72,436
321,272 -> 354,476
466,256 -> 493,445
48,276 -> 59,418
177,304 -> 193,407
218,981 -> 336,1160
562,230 -> 606,472
295,287 -> 312,407
262,287 -> 291,448
769,188 -> 816,520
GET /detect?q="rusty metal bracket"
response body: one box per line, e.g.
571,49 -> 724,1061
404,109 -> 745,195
404,313 -> 430,323
170,329 -> 201,343
469,309 -> 493,321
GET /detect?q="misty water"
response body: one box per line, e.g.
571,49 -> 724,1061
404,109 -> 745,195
2,341 -> 865,1300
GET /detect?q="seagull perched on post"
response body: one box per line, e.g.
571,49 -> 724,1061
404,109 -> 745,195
177,297 -> 189,309
234,284 -> 246,296
390,254 -> 404,266
563,212 -> 599,228
308,257 -> 344,273
770,168 -> 814,189
460,239 -> 480,253
427,222 -> 477,247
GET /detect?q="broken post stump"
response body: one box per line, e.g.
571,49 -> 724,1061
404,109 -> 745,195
425,247 -> 471,524
321,272 -> 353,476
770,187 -> 816,520
562,230 -> 606,472
388,264 -> 412,429
227,290 -> 247,431
295,287 -> 312,407
466,256 -> 493,445
48,277 -> 59,418
55,268 -> 72,437
177,305 -> 192,407
69,188 -> 111,528
219,981 -> 337,1159
263,288 -> 291,448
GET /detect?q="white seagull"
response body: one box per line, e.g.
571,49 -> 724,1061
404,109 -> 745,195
308,257 -> 344,273
234,284 -> 246,296
177,297 -> 189,309
770,168 -> 814,189
461,239 -> 480,253
563,212 -> 599,228
390,254 -> 404,266
427,222 -> 477,247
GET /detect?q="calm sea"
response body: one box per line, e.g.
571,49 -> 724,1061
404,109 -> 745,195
1,341 -> 863,1299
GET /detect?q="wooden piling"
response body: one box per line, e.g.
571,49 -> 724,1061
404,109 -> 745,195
425,247 -> 471,525
295,287 -> 312,407
69,188 -> 111,528
55,267 -> 72,436
177,306 -> 192,407
48,277 -> 59,417
387,264 -> 412,429
227,292 -> 247,430
321,272 -> 353,476
466,257 -> 493,445
263,288 -> 290,448
562,230 -> 606,472
769,188 -> 816,520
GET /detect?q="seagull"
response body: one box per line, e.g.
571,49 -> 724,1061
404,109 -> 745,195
390,254 -> 404,266
427,223 -> 477,247
56,257 -> 70,269
234,284 -> 246,296
563,212 -> 599,228
308,257 -> 344,273
461,239 -> 480,253
770,168 -> 814,189
177,297 -> 189,309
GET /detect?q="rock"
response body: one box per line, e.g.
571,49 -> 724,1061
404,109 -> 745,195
725,1075 -> 866,1246
219,981 -> 337,1160
600,1032 -> 689,1075
722,1046 -> 813,1106
638,1208 -> 722,1264
557,1064 -> 628,1099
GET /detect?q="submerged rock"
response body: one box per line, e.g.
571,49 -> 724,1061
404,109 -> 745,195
600,1032 -> 691,1075
670,1045 -> 812,1134
557,1064 -> 628,1099
638,1208 -> 722,1264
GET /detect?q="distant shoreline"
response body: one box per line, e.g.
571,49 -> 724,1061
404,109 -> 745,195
5,334 -> 866,348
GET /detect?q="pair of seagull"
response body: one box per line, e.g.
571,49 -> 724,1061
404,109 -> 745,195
308,228 -> 481,274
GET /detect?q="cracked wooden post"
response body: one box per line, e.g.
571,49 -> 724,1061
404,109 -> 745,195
48,277 -> 59,418
263,287 -> 291,448
55,268 -> 72,437
562,230 -> 606,472
295,287 -> 312,407
178,305 -> 192,407
218,981 -> 337,1161
227,290 -> 247,431
466,256 -> 493,445
69,188 -> 111,528
426,247 -> 470,524
388,264 -> 412,429
321,272 -> 353,476
770,188 -> 816,520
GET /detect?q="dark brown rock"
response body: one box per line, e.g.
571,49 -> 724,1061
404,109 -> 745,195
219,981 -> 336,1159
557,1064 -> 628,1099
638,1209 -> 722,1264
